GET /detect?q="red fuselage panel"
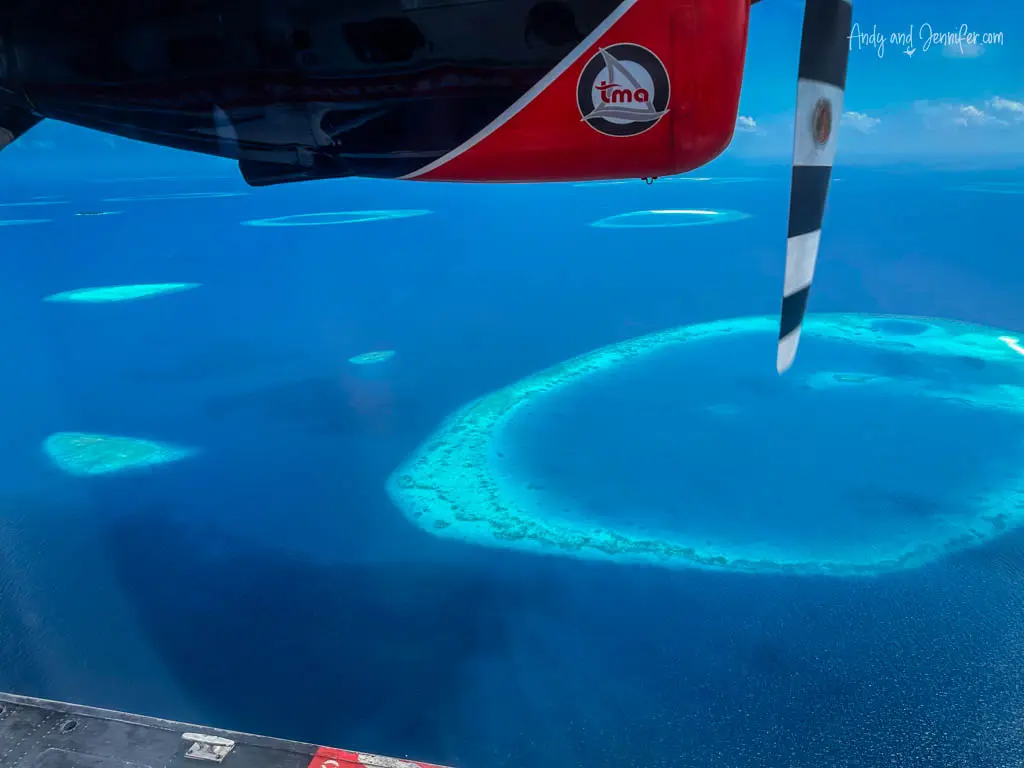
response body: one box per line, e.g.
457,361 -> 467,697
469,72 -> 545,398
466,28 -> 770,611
407,0 -> 751,182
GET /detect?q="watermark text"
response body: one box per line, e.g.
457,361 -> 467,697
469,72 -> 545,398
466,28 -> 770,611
849,23 -> 1005,58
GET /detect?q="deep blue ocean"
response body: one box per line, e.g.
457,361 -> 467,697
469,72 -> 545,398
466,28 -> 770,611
1,157 -> 1024,767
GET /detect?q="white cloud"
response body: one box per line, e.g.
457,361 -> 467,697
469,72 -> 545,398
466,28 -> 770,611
942,41 -> 984,58
987,96 -> 1024,121
989,96 -> 1024,113
914,99 -> 1012,129
841,111 -> 881,133
954,104 -> 1007,126
736,115 -> 757,133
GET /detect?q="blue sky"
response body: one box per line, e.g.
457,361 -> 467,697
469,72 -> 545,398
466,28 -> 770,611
731,0 -> 1024,165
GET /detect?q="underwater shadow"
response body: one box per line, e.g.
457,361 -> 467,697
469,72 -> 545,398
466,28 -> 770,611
122,341 -> 305,385
101,511 -> 557,758
201,374 -> 437,440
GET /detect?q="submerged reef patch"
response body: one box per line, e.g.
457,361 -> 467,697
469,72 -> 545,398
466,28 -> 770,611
658,176 -> 765,185
0,219 -> 51,227
1000,336 -> 1024,357
801,370 -> 1024,412
590,209 -> 750,228
951,182 -> 1024,195
573,176 -> 762,188
387,314 -> 1024,576
44,432 -> 198,476
44,283 -> 200,303
571,180 -> 636,187
349,350 -> 396,365
0,200 -> 68,208
103,191 -> 246,202
242,210 -> 431,227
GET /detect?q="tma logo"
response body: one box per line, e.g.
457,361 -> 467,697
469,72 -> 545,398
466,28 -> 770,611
595,79 -> 650,104
577,43 -> 670,137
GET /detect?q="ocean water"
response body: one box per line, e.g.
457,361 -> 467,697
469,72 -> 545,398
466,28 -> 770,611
498,327 -> 1024,568
1,162 -> 1024,767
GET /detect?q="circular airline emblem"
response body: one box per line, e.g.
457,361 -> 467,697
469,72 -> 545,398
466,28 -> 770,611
577,43 -> 670,137
812,98 -> 833,146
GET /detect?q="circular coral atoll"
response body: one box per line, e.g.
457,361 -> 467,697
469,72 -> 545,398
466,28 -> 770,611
387,314 -> 1024,576
242,210 -> 430,227
590,209 -> 750,228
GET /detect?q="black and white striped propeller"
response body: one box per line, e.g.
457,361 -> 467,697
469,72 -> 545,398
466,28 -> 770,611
777,0 -> 853,373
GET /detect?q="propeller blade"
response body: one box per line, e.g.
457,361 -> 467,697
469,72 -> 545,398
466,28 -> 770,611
777,0 -> 852,373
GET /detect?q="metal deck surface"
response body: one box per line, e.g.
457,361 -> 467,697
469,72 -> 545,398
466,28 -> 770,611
0,693 -> 452,768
